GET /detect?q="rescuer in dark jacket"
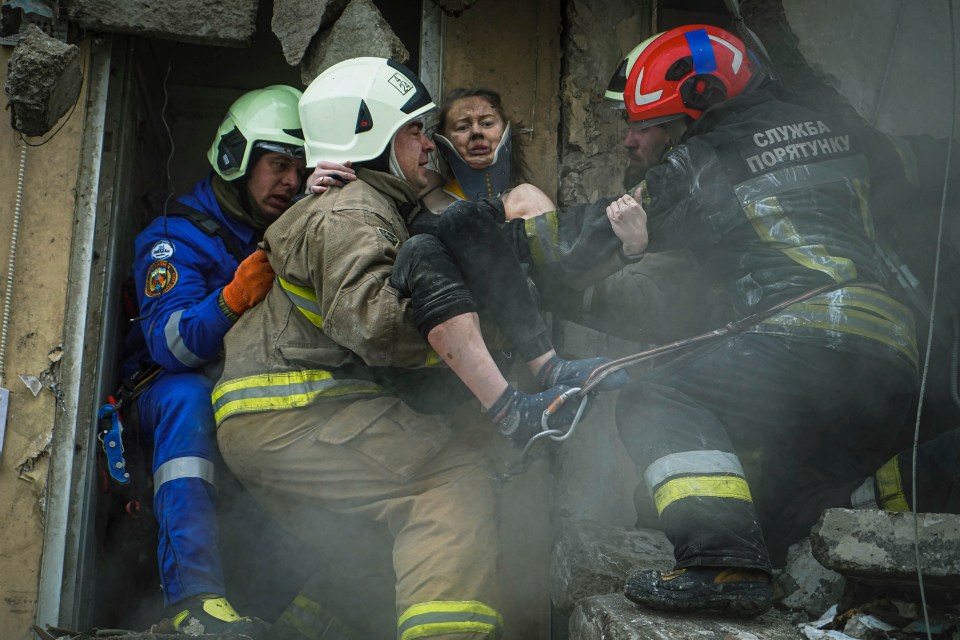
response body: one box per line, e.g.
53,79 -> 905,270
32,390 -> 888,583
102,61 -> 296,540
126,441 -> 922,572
604,25 -> 920,617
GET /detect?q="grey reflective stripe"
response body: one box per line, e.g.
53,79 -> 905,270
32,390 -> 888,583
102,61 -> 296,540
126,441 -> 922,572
733,155 -> 869,205
643,450 -> 744,490
397,610 -> 502,639
164,310 -> 207,368
154,456 -> 216,494
850,476 -> 879,510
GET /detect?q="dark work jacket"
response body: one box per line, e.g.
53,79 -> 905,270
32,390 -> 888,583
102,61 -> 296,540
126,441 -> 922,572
640,88 -> 919,368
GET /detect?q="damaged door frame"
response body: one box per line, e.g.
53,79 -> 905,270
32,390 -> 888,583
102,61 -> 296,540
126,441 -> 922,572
35,33 -> 147,632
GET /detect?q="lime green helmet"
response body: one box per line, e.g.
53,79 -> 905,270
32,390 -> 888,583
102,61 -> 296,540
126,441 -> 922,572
207,85 -> 306,181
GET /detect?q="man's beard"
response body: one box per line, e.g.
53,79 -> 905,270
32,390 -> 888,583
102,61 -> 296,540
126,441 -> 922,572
623,161 -> 649,191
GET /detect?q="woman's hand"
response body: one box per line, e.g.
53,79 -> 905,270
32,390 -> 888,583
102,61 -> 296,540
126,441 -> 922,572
305,160 -> 357,194
606,193 -> 648,257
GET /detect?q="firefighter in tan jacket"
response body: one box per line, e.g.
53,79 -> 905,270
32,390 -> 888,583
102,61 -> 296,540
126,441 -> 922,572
214,58 -> 504,639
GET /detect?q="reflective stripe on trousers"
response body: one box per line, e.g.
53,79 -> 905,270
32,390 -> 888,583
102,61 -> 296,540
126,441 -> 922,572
397,601 -> 503,640
212,370 -> 385,424
643,450 -> 752,516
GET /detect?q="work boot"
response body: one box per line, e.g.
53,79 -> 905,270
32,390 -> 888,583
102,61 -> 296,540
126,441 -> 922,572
536,355 -> 629,391
168,594 -> 269,637
623,567 -> 773,618
489,384 -> 590,448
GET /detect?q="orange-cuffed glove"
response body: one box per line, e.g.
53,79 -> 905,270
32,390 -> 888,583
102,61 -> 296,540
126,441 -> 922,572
221,249 -> 275,316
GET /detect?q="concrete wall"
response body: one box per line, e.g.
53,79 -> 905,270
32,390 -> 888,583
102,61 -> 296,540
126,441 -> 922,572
0,42 -> 89,640
441,0 -> 562,201
783,0 -> 956,138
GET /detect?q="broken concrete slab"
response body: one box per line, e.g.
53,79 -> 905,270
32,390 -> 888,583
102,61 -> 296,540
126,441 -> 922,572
570,592 -> 803,639
271,0 -> 349,66
428,0 -> 480,17
66,0 -> 257,47
551,519 -> 673,615
299,0 -> 408,85
4,23 -> 80,136
776,538 -> 846,618
811,509 -> 960,586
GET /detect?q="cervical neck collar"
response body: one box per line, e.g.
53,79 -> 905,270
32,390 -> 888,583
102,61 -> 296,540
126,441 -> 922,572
434,122 -> 513,200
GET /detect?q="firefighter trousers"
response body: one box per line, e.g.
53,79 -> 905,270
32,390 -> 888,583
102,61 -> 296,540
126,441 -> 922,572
616,332 -> 917,569
217,395 -> 503,640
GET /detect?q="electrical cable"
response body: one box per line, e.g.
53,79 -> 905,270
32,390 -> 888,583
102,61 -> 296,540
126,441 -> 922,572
909,2 -> 957,638
870,0 -> 905,127
17,83 -> 81,147
0,144 -> 27,387
160,59 -> 175,242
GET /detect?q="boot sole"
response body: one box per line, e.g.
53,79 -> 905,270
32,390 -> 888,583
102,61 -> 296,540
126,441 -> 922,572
623,572 -> 772,618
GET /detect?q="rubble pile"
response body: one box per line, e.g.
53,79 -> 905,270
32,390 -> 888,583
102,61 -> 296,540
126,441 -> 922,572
557,511 -> 960,639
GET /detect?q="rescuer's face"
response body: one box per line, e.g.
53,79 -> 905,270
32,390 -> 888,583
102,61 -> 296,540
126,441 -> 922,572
246,151 -> 306,219
393,120 -> 436,192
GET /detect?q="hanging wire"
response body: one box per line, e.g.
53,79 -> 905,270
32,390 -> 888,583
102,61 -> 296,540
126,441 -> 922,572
870,1 -> 906,126
17,82 -> 82,147
160,58 -> 176,241
909,2 -> 957,638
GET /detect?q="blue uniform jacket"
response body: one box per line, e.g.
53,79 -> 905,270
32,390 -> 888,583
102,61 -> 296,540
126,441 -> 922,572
128,175 -> 260,373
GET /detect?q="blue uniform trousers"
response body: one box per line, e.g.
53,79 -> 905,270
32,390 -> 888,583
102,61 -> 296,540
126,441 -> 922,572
137,371 -> 224,606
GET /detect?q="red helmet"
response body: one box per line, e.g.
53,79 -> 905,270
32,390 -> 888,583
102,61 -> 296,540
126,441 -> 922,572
606,25 -> 755,125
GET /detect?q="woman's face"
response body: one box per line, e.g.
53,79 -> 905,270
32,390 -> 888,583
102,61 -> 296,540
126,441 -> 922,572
442,96 -> 506,170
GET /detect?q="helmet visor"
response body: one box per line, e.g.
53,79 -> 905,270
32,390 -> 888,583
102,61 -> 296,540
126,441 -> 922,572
253,140 -> 306,160
625,113 -> 687,131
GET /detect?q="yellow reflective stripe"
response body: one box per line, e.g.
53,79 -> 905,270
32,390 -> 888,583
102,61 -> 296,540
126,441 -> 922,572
279,276 -> 324,328
743,197 -> 857,283
885,134 -> 920,187
425,350 -> 443,367
761,288 -> 918,367
523,211 -> 560,270
653,475 -> 753,516
852,177 -> 875,241
212,370 -> 384,424
398,601 -> 503,640
875,455 -> 909,512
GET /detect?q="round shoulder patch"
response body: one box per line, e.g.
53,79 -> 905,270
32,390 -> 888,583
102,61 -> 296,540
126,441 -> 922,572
145,260 -> 178,298
150,240 -> 175,260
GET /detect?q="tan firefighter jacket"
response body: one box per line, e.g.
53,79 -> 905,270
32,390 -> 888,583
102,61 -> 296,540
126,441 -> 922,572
212,169 -> 441,425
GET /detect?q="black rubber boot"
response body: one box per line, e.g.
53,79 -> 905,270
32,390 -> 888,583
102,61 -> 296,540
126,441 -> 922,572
623,567 -> 773,618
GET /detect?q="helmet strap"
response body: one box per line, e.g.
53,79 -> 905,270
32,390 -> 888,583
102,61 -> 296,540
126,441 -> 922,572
388,138 -> 405,181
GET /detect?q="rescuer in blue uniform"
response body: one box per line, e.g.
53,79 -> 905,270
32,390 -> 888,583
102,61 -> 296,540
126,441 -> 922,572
125,85 -> 306,634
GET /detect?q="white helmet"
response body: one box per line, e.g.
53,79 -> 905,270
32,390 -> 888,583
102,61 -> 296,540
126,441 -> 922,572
298,57 -> 435,166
